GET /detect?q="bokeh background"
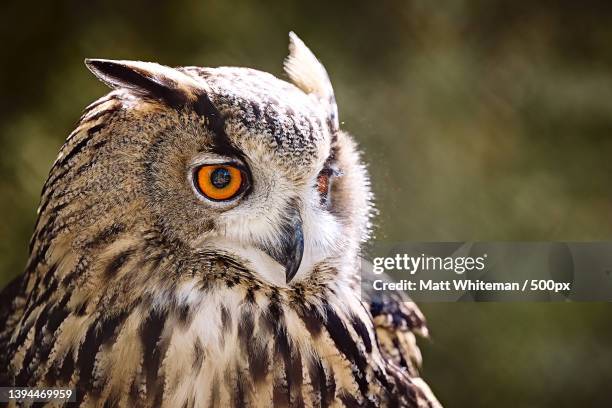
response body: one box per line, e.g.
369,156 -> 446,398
1,0 -> 611,406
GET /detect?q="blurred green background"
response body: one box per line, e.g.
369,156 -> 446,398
1,0 -> 611,406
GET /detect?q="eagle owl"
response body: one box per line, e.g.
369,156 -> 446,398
0,33 -> 440,407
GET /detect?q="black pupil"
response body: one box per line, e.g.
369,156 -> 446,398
211,167 -> 232,189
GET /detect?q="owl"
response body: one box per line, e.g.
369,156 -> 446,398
0,33 -> 440,407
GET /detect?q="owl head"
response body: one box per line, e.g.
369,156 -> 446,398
56,33 -> 371,287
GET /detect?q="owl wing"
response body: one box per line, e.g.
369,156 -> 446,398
360,272 -> 442,407
0,274 -> 27,385
366,288 -> 428,375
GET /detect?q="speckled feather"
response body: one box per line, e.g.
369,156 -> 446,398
0,34 -> 440,408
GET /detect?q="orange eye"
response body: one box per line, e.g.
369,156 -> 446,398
317,172 -> 330,197
316,165 -> 341,206
195,164 -> 244,201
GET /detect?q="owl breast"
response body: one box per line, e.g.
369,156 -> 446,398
95,274 -> 416,408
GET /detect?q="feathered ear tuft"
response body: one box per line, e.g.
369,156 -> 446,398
284,32 -> 339,133
84,59 -> 201,108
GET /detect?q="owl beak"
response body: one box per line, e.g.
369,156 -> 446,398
261,204 -> 304,284
282,219 -> 304,284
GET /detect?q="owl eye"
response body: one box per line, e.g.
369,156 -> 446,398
195,164 -> 246,201
316,166 -> 340,205
317,171 -> 331,197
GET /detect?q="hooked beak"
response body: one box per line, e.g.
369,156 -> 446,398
260,202 -> 304,283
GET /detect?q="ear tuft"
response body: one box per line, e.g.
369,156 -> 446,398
284,32 -> 339,132
84,59 -> 201,108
